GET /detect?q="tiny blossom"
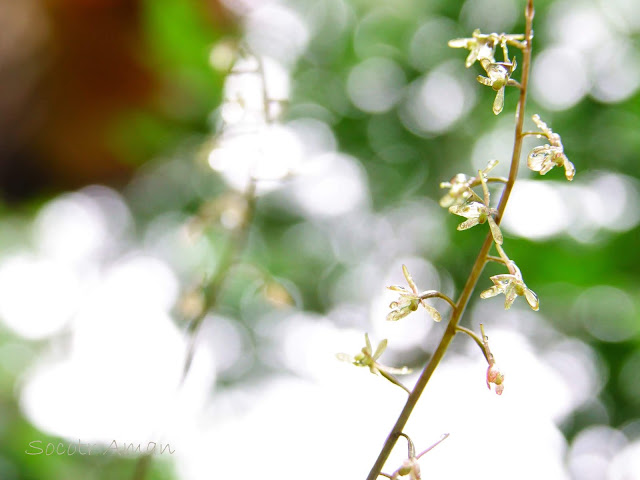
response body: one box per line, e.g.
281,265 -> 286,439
386,288 -> 421,322
448,29 -> 498,68
439,159 -> 499,208
387,286 -> 442,322
486,363 -> 505,395
386,265 -> 441,322
449,202 -> 503,245
396,458 -> 420,480
382,434 -> 449,480
480,325 -> 505,395
439,173 -> 474,208
448,160 -> 503,245
336,334 -> 411,381
336,333 -> 385,374
449,30 -> 525,69
480,265 -> 539,311
528,114 -> 575,181
477,57 -> 518,115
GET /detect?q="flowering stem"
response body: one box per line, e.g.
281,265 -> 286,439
365,2 -> 534,478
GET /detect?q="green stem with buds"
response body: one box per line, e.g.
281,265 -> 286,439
365,2 -> 534,478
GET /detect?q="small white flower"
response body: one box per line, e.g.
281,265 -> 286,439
527,115 -> 575,181
477,57 -> 518,115
386,288 -> 421,322
439,173 -> 474,208
449,202 -> 503,245
448,30 -> 525,69
448,29 -> 498,68
480,267 -> 539,311
386,265 -> 442,322
336,333 -> 412,392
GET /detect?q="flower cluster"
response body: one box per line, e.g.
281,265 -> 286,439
449,29 -> 524,114
448,29 -> 524,68
527,114 -> 575,181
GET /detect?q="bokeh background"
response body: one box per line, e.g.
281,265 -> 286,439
1,0 -> 639,479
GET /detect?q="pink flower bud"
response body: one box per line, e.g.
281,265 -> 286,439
486,363 -> 505,395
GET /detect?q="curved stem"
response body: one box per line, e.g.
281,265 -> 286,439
365,2 -> 534,478
455,326 -> 489,362
397,432 -> 415,458
521,131 -> 549,139
418,291 -> 457,310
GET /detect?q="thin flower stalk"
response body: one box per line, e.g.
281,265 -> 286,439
365,2 -> 536,478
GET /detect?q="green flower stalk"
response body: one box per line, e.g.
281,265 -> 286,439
358,2 -> 578,478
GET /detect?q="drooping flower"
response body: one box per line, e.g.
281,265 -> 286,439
527,114 -> 575,181
479,324 -> 505,395
480,266 -> 539,311
477,57 -> 518,115
486,363 -> 505,395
